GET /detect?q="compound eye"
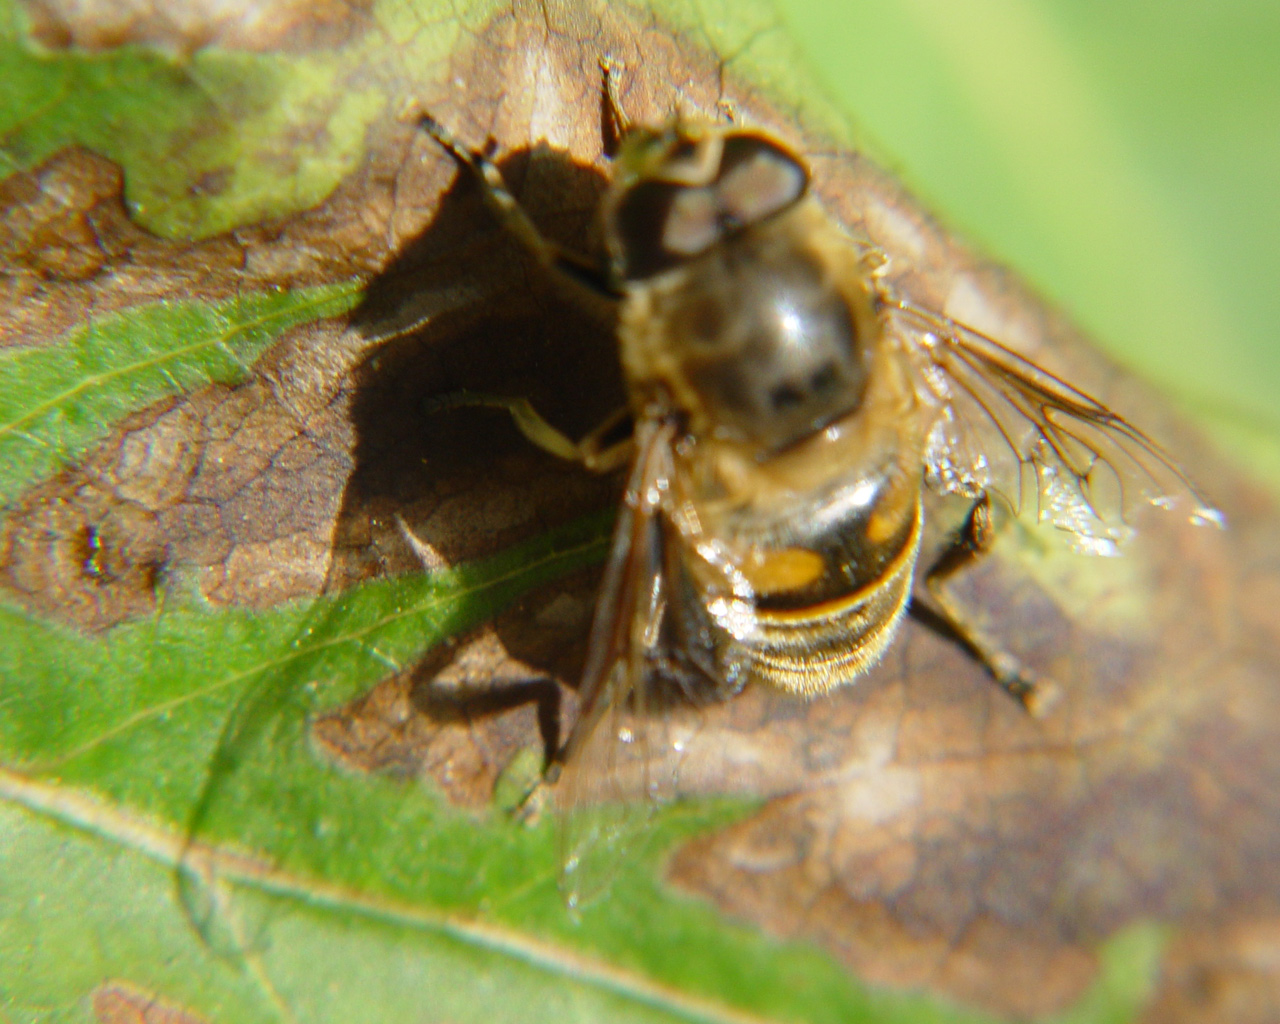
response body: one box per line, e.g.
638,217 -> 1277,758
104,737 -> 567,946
609,132 -> 809,282
714,135 -> 807,230
611,180 -> 691,280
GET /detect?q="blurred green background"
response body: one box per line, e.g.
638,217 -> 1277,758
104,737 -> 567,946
776,0 -> 1280,488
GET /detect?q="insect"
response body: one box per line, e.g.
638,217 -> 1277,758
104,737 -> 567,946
414,67 -> 1221,816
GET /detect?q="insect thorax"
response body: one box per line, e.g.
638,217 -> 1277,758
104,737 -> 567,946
617,202 -> 880,455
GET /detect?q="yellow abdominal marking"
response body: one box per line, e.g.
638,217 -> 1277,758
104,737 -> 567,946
865,505 -> 905,546
741,546 -> 826,592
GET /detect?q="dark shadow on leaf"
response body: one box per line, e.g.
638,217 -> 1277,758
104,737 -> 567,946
323,141 -> 627,789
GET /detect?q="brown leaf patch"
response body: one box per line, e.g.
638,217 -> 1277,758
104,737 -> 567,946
1143,918 -> 1280,1024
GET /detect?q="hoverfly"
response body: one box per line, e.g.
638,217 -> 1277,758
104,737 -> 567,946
413,66 -> 1221,866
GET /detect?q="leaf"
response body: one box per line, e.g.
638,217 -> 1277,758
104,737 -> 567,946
0,7 -> 387,240
2,1 -> 1279,1023
0,288 -> 358,502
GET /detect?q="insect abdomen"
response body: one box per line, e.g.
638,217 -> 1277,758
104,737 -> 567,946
740,501 -> 920,696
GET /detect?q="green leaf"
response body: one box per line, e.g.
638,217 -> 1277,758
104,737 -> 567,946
0,21 -> 387,238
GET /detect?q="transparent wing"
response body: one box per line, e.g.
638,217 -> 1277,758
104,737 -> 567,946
552,416 -> 683,908
888,299 -> 1223,554
553,415 -> 760,905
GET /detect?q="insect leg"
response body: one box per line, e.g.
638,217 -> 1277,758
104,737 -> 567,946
920,494 -> 1062,716
598,55 -> 632,153
424,392 -> 633,472
416,114 -> 618,299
